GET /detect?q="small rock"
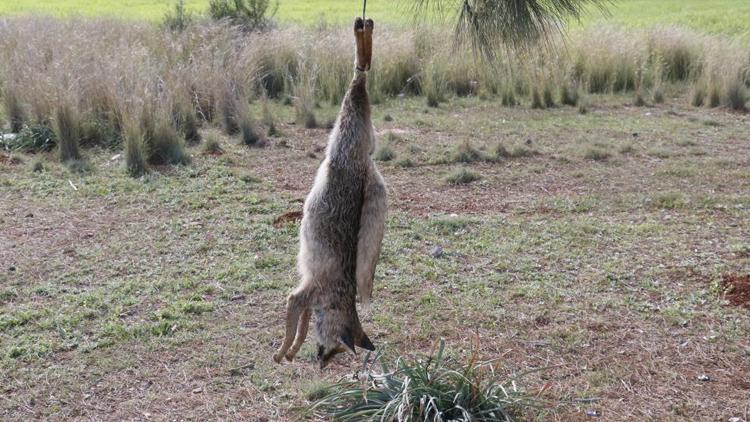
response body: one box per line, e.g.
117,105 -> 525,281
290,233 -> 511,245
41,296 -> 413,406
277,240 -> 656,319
525,138 -> 532,145
110,154 -> 122,161
697,374 -> 710,382
585,409 -> 600,417
25,213 -> 33,218
430,245 -> 444,258
192,387 -> 202,394
8,266 -> 15,272
728,417 -> 742,422
632,132 -> 639,138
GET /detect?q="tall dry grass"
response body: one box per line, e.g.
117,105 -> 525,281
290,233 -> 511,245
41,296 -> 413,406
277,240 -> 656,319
0,18 -> 747,167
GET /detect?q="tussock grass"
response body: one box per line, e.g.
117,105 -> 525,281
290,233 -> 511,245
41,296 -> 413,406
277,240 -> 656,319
310,341 -> 533,421
53,103 -> 82,163
452,140 -> 487,163
374,143 -> 396,162
0,17 -> 746,177
446,167 -> 481,185
583,147 -> 612,161
3,86 -> 26,133
123,120 -> 147,177
201,134 -> 223,155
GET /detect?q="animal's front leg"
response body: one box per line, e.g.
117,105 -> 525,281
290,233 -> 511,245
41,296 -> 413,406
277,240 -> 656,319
356,170 -> 387,307
285,307 -> 311,361
273,287 -> 312,363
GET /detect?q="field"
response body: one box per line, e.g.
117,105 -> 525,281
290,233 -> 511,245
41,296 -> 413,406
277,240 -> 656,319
1,2 -> 750,421
1,0 -> 750,33
3,93 -> 750,420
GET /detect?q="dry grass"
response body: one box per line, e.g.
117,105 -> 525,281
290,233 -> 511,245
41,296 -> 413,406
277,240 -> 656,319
1,19 -> 748,155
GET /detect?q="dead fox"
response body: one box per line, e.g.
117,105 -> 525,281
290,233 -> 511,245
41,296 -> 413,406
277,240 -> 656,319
273,17 -> 387,369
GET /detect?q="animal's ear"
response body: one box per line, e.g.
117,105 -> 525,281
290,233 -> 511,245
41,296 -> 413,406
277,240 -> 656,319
339,331 -> 356,355
356,332 -> 375,351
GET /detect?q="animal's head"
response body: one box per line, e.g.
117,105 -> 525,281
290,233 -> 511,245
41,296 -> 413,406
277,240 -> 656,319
315,309 -> 375,369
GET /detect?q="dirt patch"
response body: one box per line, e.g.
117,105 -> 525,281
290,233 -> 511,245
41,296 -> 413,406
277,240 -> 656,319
273,210 -> 303,228
722,274 -> 750,309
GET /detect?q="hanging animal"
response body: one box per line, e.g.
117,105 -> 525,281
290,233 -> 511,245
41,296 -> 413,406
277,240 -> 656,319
273,16 -> 387,369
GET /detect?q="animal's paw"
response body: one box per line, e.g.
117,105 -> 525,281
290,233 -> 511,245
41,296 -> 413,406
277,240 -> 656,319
272,353 -> 283,364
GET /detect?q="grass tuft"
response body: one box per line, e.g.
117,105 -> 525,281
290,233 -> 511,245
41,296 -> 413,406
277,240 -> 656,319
446,167 -> 481,185
201,134 -> 223,155
310,341 -> 533,421
123,120 -> 148,177
374,143 -> 395,162
53,103 -> 82,163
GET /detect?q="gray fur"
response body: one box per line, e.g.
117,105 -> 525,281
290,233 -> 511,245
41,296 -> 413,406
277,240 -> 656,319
273,18 -> 386,368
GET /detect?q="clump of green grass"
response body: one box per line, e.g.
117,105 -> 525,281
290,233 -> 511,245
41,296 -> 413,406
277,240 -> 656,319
446,167 -> 480,185
423,59 -> 448,108
501,88 -> 517,107
708,83 -> 722,107
724,77 -> 747,111
239,111 -> 265,147
452,140 -> 486,163
651,192 -> 686,209
149,120 -> 190,165
618,143 -> 635,154
173,98 -> 201,145
530,88 -> 544,109
31,159 -> 44,173
584,147 -> 612,161
219,94 -> 242,136
559,83 -> 579,106
395,157 -> 415,168
690,84 -> 706,107
374,143 -> 395,162
3,86 -> 26,133
53,103 -> 82,163
310,341 -> 532,421
496,143 -> 537,159
3,124 -> 56,152
201,134 -> 223,155
123,120 -> 147,177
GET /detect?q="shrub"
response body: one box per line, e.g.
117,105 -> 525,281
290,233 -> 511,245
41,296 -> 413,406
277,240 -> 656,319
208,0 -> 278,32
446,167 -> 480,185
310,341 -> 532,421
53,104 -> 82,163
2,125 -> 56,152
163,0 -> 193,32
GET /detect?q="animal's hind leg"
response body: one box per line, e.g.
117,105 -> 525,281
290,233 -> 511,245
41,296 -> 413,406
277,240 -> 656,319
363,18 -> 374,70
354,17 -> 366,71
285,308 -> 311,361
273,288 -> 311,363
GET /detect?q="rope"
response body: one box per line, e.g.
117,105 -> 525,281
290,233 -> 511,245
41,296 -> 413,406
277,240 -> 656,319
362,0 -> 367,19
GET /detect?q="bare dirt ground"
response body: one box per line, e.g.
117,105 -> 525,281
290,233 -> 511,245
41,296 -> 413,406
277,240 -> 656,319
1,96 -> 749,421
